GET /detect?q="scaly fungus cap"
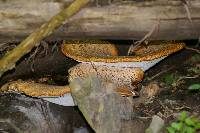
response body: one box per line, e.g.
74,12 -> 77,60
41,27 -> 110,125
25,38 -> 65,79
61,40 -> 185,63
62,40 -> 118,58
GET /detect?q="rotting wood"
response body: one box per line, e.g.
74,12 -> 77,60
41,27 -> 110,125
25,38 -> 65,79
0,0 -> 200,42
0,93 -> 90,133
0,0 -> 90,77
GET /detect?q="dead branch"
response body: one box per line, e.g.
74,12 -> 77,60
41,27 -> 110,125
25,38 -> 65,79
0,0 -> 90,77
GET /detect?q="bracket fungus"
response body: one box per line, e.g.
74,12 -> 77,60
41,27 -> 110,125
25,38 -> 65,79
62,40 -> 185,90
0,40 -> 185,105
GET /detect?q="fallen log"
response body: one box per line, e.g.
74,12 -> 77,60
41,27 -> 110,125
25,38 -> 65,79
0,93 -> 92,133
0,0 -> 200,42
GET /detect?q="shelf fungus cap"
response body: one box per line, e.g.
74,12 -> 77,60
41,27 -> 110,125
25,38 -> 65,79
68,63 -> 144,89
61,41 -> 185,63
61,40 -> 185,71
61,40 -> 119,60
61,41 -> 185,96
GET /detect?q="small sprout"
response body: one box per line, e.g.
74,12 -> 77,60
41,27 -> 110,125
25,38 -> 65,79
167,111 -> 200,133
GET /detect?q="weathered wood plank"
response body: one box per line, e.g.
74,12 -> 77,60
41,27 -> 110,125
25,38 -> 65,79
0,0 -> 200,42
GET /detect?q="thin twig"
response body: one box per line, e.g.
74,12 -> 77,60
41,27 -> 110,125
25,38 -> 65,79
127,20 -> 160,55
181,0 -> 192,23
90,62 -> 100,78
137,116 -> 152,120
176,74 -> 200,83
181,0 -> 199,42
148,66 -> 174,81
185,46 -> 200,54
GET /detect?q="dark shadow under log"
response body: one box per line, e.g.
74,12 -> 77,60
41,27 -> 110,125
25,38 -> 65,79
0,93 -> 93,133
0,42 -> 78,86
0,0 -> 200,42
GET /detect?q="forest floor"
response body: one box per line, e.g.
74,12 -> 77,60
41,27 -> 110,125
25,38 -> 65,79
133,42 -> 200,133
0,40 -> 199,133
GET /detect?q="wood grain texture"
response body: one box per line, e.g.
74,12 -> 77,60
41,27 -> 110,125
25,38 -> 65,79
0,0 -> 200,42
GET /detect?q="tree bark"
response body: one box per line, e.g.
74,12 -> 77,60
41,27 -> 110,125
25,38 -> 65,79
0,0 -> 200,42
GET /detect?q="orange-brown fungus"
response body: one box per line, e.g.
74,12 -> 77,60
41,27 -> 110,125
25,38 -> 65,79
61,41 -> 185,63
68,63 -> 144,90
0,81 -> 71,96
61,40 -> 118,59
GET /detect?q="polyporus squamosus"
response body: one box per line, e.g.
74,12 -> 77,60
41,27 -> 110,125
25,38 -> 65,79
62,40 -> 184,91
0,40 -> 185,100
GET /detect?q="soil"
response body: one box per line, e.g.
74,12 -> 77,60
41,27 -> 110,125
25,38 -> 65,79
133,44 -> 200,133
0,40 -> 199,133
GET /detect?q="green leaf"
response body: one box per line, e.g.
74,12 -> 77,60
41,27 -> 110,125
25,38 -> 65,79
186,127 -> 195,133
190,117 -> 199,123
188,84 -> 200,91
171,122 -> 183,131
167,127 -> 176,133
185,118 -> 195,126
164,74 -> 175,85
179,111 -> 187,121
182,127 -> 187,133
194,122 -> 200,129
